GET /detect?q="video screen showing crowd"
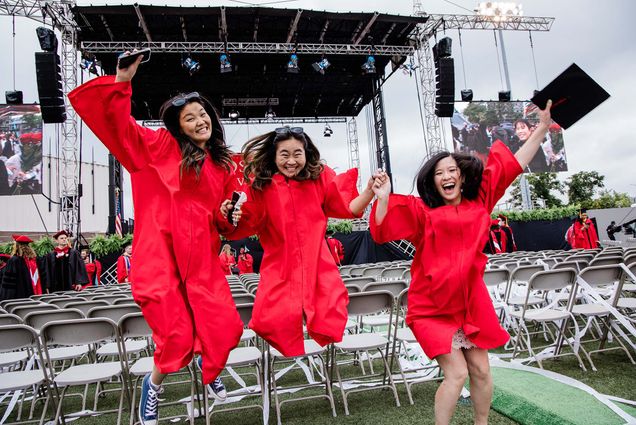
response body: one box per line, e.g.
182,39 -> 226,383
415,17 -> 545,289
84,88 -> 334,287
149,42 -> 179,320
0,104 -> 44,196
452,101 -> 568,174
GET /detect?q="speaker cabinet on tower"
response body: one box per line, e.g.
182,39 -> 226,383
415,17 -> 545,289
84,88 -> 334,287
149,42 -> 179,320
35,52 -> 66,123
434,56 -> 455,117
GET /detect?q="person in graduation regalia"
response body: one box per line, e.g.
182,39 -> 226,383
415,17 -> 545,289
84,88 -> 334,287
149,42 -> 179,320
68,51 -> 243,425
497,213 -> 517,252
326,231 -> 345,266
223,126 -> 381,357
0,235 -> 46,301
117,241 -> 133,283
236,247 -> 254,275
43,230 -> 88,293
370,102 -> 553,425
81,248 -> 102,289
572,209 -> 600,249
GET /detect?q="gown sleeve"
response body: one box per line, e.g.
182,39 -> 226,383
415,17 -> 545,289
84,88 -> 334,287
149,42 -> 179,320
222,185 -> 267,240
369,194 -> 423,244
478,140 -> 523,212
0,256 -> 20,300
321,165 -> 362,219
67,76 -> 164,173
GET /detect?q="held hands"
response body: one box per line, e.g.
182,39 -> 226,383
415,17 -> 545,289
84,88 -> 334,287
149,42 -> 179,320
115,50 -> 144,83
371,170 -> 391,200
220,199 -> 243,224
537,99 -> 553,128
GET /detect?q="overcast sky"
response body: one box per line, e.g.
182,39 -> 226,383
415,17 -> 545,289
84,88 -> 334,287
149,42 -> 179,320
1,0 -> 635,218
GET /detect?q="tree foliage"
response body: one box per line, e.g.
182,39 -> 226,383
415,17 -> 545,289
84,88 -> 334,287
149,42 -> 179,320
566,171 -> 605,207
587,190 -> 632,209
509,173 -> 564,208
494,205 -> 579,222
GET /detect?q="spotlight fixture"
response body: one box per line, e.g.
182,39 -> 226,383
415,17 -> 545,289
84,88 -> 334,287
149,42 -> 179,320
80,54 -> 99,76
35,27 -> 57,52
461,89 -> 474,102
182,56 -> 200,75
228,109 -> 240,122
265,107 -> 276,120
220,53 -> 232,73
323,123 -> 333,137
311,57 -> 331,75
498,90 -> 511,102
287,53 -> 299,74
361,55 -> 376,74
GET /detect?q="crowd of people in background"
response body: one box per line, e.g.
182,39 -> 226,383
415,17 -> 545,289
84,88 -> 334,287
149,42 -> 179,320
218,244 -> 253,275
0,128 -> 43,196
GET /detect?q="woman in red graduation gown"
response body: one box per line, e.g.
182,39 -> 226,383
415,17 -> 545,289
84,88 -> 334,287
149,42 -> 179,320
68,52 -> 243,425
236,247 -> 254,274
116,242 -> 132,283
224,127 -> 378,357
370,102 -> 552,425
81,248 -> 102,289
572,209 -> 600,249
218,244 -> 236,275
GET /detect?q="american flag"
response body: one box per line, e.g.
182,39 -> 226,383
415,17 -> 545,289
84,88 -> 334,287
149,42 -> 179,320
115,188 -> 123,237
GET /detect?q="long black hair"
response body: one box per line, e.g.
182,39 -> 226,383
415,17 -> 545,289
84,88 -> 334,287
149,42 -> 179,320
242,129 -> 323,191
159,93 -> 233,178
414,151 -> 484,208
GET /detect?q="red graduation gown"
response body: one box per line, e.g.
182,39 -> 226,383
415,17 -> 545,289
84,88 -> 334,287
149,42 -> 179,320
370,141 -> 521,359
117,255 -> 131,283
573,219 -> 599,249
237,254 -> 254,274
229,166 -> 359,356
68,76 -> 243,383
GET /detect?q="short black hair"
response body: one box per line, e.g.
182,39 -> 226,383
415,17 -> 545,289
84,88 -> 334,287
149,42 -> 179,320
414,151 -> 484,208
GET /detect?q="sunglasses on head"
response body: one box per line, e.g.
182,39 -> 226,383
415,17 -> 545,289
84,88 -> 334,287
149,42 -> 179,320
274,127 -> 304,138
170,92 -> 201,107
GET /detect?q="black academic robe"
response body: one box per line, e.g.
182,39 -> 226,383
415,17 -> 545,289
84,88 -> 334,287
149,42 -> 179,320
0,256 -> 47,301
43,249 -> 88,293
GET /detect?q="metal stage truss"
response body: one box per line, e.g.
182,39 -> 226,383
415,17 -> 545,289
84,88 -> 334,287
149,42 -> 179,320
80,41 -> 415,56
412,4 -> 555,155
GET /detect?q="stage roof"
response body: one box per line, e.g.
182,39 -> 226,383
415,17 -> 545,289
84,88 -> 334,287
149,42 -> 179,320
71,5 -> 426,120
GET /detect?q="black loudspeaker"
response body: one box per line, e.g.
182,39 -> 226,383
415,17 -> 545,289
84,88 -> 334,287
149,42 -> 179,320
461,89 -> 474,102
435,56 -> 455,117
5,91 -> 23,104
35,52 -> 66,123
437,37 -> 452,58
36,27 -> 58,52
498,90 -> 511,102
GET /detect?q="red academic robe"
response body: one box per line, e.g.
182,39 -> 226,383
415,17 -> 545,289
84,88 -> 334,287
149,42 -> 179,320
218,253 -> 236,275
370,141 -> 519,359
83,260 -> 102,289
327,237 -> 345,266
572,219 -> 599,249
117,255 -> 132,283
228,166 -> 359,356
237,254 -> 254,274
68,76 -> 243,384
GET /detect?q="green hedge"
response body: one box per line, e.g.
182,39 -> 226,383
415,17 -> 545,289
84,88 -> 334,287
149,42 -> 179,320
493,205 -> 579,222
1,234 -> 133,258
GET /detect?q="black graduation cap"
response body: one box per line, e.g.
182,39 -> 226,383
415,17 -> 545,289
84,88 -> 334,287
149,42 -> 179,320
531,63 -> 610,129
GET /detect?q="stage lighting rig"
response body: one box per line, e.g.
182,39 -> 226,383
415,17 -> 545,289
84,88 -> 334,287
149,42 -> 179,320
228,110 -> 240,122
36,27 -> 57,52
287,53 -> 299,74
220,53 -> 232,73
361,55 -> 376,74
312,57 -> 331,75
182,56 -> 200,75
323,123 -> 333,137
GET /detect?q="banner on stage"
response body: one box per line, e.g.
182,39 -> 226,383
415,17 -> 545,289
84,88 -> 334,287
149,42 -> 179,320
452,101 -> 568,173
0,104 -> 43,196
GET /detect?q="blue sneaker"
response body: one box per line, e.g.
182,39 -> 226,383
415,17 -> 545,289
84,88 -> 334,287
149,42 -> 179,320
197,357 -> 227,401
138,373 -> 161,425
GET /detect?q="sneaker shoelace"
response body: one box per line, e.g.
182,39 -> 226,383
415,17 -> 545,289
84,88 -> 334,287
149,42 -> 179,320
144,384 -> 162,418
212,377 -> 225,393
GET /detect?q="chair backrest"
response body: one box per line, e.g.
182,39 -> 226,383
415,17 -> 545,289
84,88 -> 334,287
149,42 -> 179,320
528,268 -> 577,292
346,290 -> 394,316
113,298 -> 138,306
87,304 -> 141,322
401,269 -> 411,282
483,269 -> 510,287
344,284 -> 360,294
232,293 -> 256,305
34,294 -> 71,303
65,300 -> 110,315
24,308 -> 85,331
342,277 -> 376,289
349,267 -> 366,277
362,266 -> 385,278
0,324 -> 40,353
4,300 -> 42,312
624,254 -> 636,266
91,294 -> 129,304
12,303 -> 59,320
553,260 -> 587,272
510,264 -> 546,282
380,267 -> 408,280
362,280 -> 408,298
47,297 -> 88,308
119,312 -> 151,339
589,256 -> 623,267
40,317 -> 119,347
578,264 -> 623,288
565,254 -> 593,263
0,313 -> 23,325
235,303 -> 254,327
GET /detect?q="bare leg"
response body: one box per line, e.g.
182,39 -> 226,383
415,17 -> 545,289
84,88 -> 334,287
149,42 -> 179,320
434,348 -> 469,425
151,365 -> 167,386
464,348 -> 493,425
